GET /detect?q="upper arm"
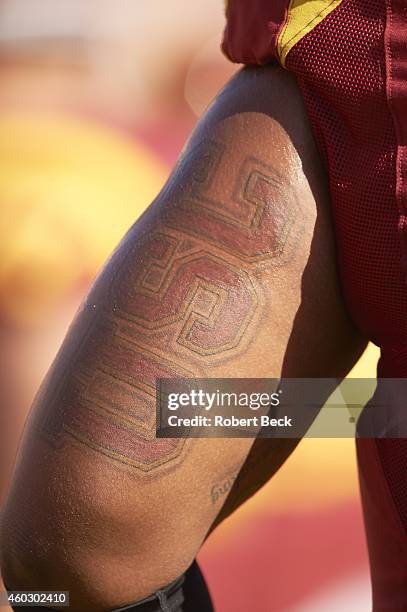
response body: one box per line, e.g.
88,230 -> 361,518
1,66 -> 366,608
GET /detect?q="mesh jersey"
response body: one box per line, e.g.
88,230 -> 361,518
223,1 -> 407,609
224,0 -> 407,350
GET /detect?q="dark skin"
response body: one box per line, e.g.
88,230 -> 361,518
0,66 -> 367,610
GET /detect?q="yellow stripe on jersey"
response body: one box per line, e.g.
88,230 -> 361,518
277,0 -> 344,67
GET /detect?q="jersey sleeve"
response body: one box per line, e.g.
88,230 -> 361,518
222,0 -> 345,67
221,0 -> 289,66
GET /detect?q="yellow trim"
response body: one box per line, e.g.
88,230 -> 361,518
277,0 -> 344,67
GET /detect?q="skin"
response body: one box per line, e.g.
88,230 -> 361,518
0,66 -> 367,611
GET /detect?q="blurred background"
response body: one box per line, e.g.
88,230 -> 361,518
0,1 -> 380,609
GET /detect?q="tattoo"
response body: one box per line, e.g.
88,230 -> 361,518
210,471 -> 239,505
36,317 -> 191,471
36,137 -> 299,472
163,140 -> 297,264
111,233 -> 258,356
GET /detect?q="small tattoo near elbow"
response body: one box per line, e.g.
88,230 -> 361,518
210,470 -> 239,505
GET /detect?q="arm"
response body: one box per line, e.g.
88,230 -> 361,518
0,66 -> 366,611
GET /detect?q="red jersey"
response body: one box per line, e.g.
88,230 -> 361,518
223,1 -> 407,609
